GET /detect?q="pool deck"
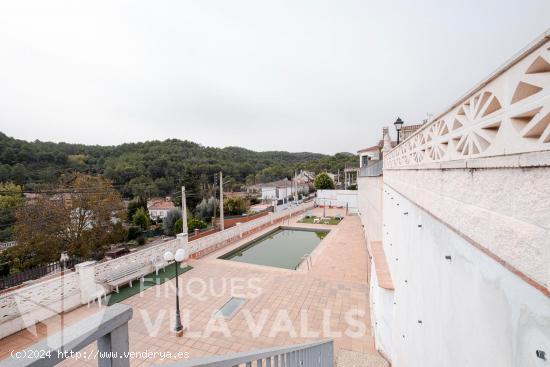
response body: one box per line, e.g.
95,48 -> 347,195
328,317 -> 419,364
0,208 -> 386,366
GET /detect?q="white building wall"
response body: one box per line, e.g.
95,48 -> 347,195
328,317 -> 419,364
383,183 -> 550,367
261,187 -> 277,201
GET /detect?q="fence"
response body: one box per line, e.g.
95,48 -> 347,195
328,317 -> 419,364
0,257 -> 88,290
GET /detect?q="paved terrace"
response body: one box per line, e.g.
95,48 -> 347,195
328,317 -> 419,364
0,208 -> 386,367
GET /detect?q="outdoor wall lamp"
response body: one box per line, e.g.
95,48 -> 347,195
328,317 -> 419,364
164,248 -> 186,336
394,117 -> 404,145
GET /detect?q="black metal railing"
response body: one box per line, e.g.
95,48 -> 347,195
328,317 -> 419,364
0,256 -> 89,290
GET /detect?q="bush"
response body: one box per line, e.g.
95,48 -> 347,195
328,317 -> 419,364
224,197 -> 249,215
136,236 -> 146,246
188,218 -> 207,233
247,195 -> 261,205
127,226 -> 142,241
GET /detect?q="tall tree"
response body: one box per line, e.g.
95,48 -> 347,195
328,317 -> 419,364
10,174 -> 125,268
0,182 -> 23,242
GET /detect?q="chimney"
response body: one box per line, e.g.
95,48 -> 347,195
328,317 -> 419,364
382,126 -> 389,139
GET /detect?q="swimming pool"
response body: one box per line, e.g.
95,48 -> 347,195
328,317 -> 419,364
219,227 -> 329,270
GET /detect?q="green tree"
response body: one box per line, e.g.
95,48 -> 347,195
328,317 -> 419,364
223,197 -> 249,215
163,209 -> 181,236
314,172 -> 335,190
195,197 -> 218,221
0,182 -> 23,242
127,197 -> 147,221
174,218 -> 183,234
11,174 -> 124,268
132,207 -> 150,230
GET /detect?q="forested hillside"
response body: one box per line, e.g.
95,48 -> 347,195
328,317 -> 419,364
0,132 -> 357,200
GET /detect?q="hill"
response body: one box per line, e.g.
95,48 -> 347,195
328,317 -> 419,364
0,132 -> 357,201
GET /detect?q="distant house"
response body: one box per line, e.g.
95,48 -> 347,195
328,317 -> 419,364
261,179 -> 292,202
399,123 -> 423,142
295,170 -> 315,184
147,197 -> 176,220
357,127 -> 397,168
259,178 -> 308,207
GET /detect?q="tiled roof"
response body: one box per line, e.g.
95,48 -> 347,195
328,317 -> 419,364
148,201 -> 175,210
357,140 -> 397,153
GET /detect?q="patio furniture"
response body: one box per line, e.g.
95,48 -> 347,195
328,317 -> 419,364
82,283 -> 107,307
150,255 -> 169,276
104,262 -> 151,293
313,217 -> 321,224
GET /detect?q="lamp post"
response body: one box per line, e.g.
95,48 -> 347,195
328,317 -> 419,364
394,117 -> 404,145
59,251 -> 69,354
164,248 -> 186,336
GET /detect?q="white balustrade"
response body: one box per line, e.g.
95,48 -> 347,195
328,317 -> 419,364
385,35 -> 550,169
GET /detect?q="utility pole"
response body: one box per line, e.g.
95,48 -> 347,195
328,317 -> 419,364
213,173 -> 217,222
219,171 -> 224,231
181,186 -> 188,234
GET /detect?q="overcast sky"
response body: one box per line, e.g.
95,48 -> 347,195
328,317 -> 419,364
0,1 -> 549,154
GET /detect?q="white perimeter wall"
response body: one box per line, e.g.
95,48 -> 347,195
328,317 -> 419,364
358,176 -> 394,360
383,183 -> 550,367
315,190 -> 358,213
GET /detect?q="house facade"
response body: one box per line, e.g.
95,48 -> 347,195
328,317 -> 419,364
147,197 -> 176,220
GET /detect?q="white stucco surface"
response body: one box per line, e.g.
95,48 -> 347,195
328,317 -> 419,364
384,167 -> 550,291
315,189 -> 358,213
382,184 -> 550,367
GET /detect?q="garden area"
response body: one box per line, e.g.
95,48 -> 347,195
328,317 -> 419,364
299,214 -> 343,225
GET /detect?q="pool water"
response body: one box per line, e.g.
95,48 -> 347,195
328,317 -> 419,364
220,228 -> 328,270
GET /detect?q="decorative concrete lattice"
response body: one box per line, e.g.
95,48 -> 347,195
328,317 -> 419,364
385,37 -> 550,168
0,272 -> 79,323
94,238 -> 181,282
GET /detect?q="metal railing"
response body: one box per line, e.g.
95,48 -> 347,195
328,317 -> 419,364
160,340 -> 333,367
0,256 -> 89,290
1,303 -> 133,367
359,160 -> 383,177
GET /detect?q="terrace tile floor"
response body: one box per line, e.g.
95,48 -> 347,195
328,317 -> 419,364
1,209 -> 386,366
